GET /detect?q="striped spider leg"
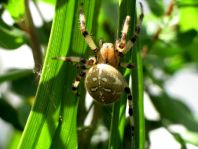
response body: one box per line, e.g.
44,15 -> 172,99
120,62 -> 135,69
79,4 -> 99,53
116,2 -> 144,55
53,56 -> 96,94
119,62 -> 136,135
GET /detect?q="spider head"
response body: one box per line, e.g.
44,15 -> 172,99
97,42 -> 120,68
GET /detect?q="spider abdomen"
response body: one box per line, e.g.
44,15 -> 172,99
85,64 -> 127,104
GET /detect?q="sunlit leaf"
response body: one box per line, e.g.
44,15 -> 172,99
18,0 -> 100,148
4,0 -> 25,20
35,0 -> 55,5
7,131 -> 22,149
178,1 -> 198,31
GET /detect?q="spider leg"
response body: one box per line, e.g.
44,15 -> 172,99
52,56 -> 87,63
79,5 -> 98,52
72,56 -> 96,95
53,56 -> 96,67
116,16 -> 131,54
124,86 -> 134,136
121,16 -> 131,43
72,70 -> 86,95
53,56 -> 96,95
119,2 -> 144,55
120,62 -> 135,69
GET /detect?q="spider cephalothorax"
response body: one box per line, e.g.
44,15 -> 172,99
97,43 -> 120,67
54,2 -> 144,132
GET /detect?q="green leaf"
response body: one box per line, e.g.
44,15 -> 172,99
178,1 -> 198,31
0,0 -> 8,4
177,29 -> 197,47
146,0 -> 165,17
0,69 -> 32,84
35,0 -> 55,5
0,97 -> 23,130
150,93 -> 198,132
18,0 -> 99,148
0,24 -> 27,49
4,0 -> 25,20
131,14 -> 145,149
7,131 -> 22,149
183,130 -> 198,146
170,132 -> 187,149
0,13 -> 27,49
11,72 -> 36,98
109,0 -> 145,149
150,41 -> 182,58
185,34 -> 198,64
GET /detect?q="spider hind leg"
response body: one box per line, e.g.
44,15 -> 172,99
124,86 -> 135,136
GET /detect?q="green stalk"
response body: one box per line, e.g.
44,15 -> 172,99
18,0 -> 99,148
108,0 -> 145,148
24,0 -> 42,74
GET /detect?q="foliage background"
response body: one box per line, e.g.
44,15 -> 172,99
0,0 -> 198,148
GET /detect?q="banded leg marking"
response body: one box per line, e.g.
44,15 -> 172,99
52,56 -> 86,63
124,87 -> 134,136
72,71 -> 86,95
120,62 -> 135,69
116,16 -> 131,53
79,5 -> 98,52
121,16 -> 131,43
122,2 -> 144,55
53,56 -> 96,68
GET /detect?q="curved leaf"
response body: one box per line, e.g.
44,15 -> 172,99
18,0 -> 99,148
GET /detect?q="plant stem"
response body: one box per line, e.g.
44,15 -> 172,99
24,0 -> 43,77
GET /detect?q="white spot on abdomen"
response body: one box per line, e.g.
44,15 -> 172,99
103,88 -> 111,92
92,77 -> 97,81
91,87 -> 98,92
101,78 -> 108,82
114,76 -> 122,85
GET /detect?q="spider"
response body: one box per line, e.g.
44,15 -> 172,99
54,2 -> 144,133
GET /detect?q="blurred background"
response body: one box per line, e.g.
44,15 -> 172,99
0,0 -> 198,148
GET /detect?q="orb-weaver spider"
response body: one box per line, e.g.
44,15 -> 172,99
53,2 -> 143,135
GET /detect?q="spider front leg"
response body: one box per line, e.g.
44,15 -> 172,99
126,2 -> 144,53
79,4 -> 98,52
117,2 -> 144,55
116,15 -> 131,54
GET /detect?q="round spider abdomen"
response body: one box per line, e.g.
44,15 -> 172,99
85,64 -> 127,104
